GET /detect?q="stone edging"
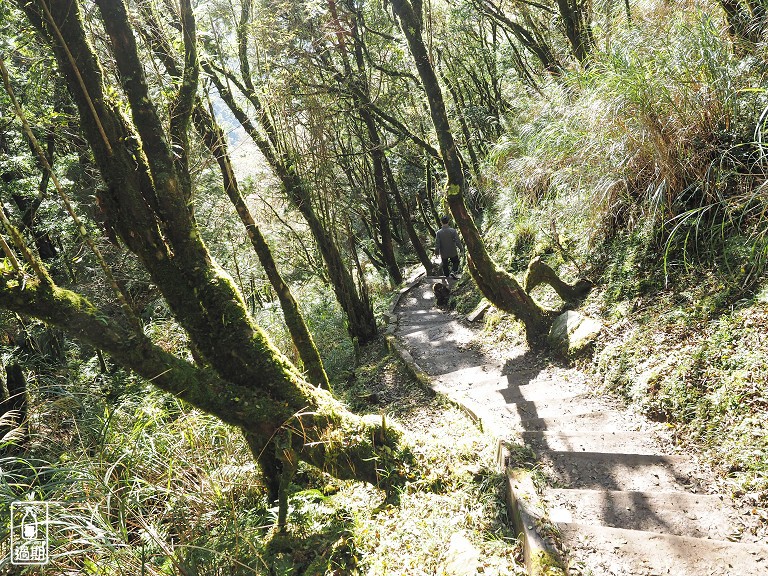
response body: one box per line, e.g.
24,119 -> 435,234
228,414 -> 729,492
384,276 -> 565,576
497,444 -> 566,576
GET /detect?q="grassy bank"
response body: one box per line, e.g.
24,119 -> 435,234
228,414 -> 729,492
449,0 -> 768,537
1,340 -> 522,574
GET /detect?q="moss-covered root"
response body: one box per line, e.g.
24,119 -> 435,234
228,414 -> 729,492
524,256 -> 594,304
293,411 -> 415,495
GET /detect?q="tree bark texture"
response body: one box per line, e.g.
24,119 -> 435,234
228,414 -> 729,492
555,0 -> 595,64
10,0 -> 404,486
524,257 -> 593,304
192,102 -> 331,390
383,160 -> 433,273
719,0 -> 767,44
233,2 -> 378,339
0,362 -> 28,445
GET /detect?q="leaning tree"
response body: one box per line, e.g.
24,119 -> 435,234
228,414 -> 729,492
1,0 -> 409,500
389,0 -> 591,343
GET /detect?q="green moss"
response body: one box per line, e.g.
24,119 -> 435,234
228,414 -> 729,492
448,274 -> 483,314
530,549 -> 566,576
52,285 -> 99,316
594,277 -> 768,496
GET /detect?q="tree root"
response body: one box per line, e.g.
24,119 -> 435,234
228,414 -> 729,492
523,256 -> 593,304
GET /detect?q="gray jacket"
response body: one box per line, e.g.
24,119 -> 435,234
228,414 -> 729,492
435,225 -> 462,258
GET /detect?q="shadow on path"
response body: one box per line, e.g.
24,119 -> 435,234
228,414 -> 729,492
392,278 -> 763,574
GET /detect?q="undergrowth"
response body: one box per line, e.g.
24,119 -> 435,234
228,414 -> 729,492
478,0 -> 768,513
0,340 -> 523,574
594,270 -> 768,501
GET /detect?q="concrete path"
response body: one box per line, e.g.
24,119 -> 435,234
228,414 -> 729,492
393,277 -> 768,576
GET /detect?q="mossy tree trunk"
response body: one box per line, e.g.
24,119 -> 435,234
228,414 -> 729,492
383,160 -> 434,273
524,257 -> 593,304
10,0 -> 404,488
136,6 -> 329,389
390,0 -> 557,343
0,362 -> 28,446
192,102 -> 331,390
555,0 -> 595,64
719,0 -> 767,44
364,111 -> 402,286
354,29 -> 432,277
204,66 -> 378,344
318,1 -> 433,276
0,274 -> 404,489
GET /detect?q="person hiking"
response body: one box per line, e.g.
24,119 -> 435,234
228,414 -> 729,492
435,216 -> 462,279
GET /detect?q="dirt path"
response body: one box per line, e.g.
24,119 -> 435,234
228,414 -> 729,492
394,277 -> 768,576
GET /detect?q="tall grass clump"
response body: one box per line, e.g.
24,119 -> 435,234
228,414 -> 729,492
486,4 -> 768,287
0,374 -> 271,575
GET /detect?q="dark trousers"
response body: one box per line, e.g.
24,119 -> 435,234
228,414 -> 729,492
441,255 -> 460,277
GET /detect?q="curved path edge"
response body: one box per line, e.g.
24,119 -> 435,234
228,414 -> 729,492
384,275 -> 565,576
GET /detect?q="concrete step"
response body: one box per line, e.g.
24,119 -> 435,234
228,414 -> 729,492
558,523 -> 768,576
547,489 -> 735,540
396,318 -> 456,336
515,410 -> 625,433
504,392 -> 595,421
432,365 -> 505,391
433,364 -> 513,383
522,430 -> 661,455
396,317 -> 447,327
541,450 -> 697,492
444,373 -> 586,404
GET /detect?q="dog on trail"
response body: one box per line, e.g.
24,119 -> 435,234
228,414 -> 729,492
433,282 -> 450,307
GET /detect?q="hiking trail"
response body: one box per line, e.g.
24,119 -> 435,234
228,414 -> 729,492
392,276 -> 768,576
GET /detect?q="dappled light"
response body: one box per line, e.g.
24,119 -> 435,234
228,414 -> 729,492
1,0 -> 767,573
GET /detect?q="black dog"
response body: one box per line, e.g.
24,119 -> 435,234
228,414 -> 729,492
434,282 -> 450,307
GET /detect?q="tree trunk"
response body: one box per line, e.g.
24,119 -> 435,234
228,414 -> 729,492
192,101 -> 331,390
12,0 -> 402,485
325,0 -> 403,285
384,160 -> 433,272
0,362 -> 28,446
391,0 -> 556,343
233,2 -> 378,340
524,257 -> 593,304
204,66 -> 378,344
719,0 -> 766,44
556,0 -> 594,64
442,72 -> 482,179
0,274 -> 409,487
365,115 -> 402,285
472,0 -> 563,76
424,159 -> 441,231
